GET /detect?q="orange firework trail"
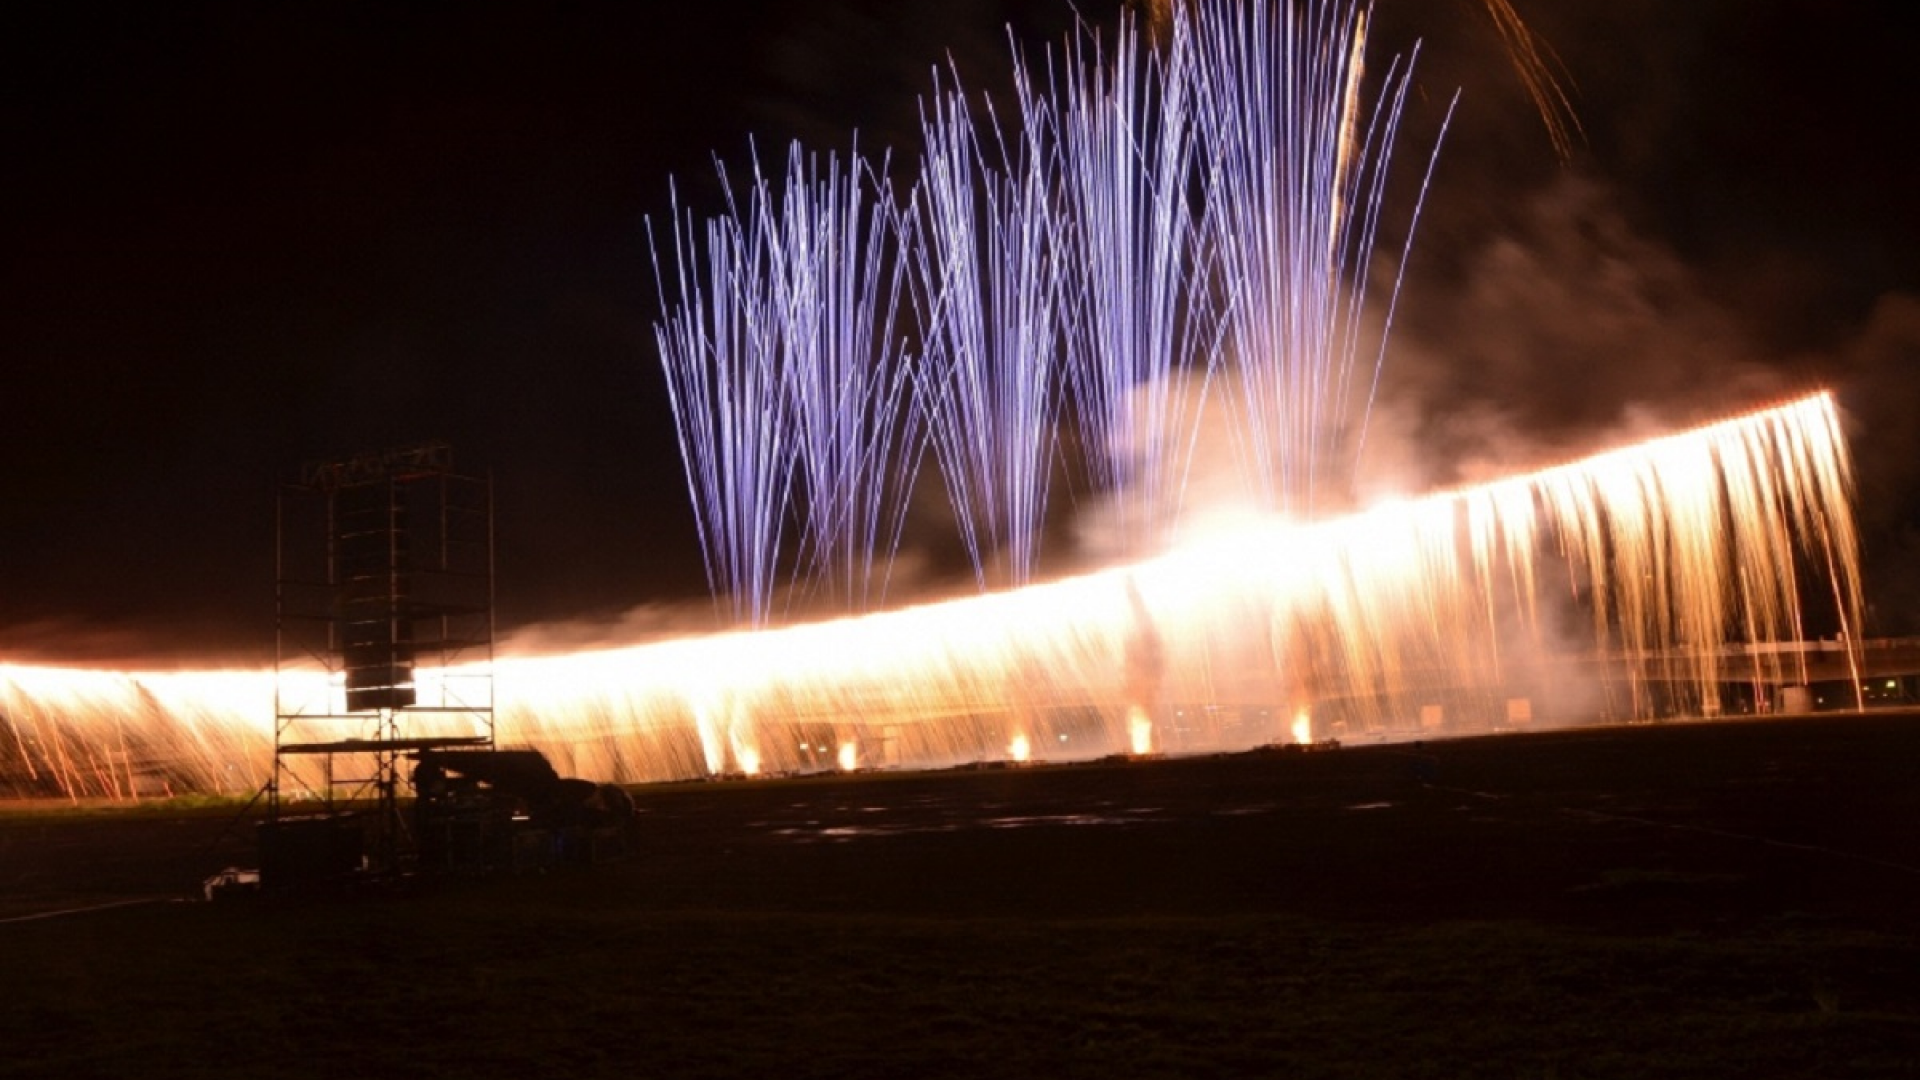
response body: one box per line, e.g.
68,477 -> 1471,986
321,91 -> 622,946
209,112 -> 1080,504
0,392 -> 1862,797
0,664 -> 271,800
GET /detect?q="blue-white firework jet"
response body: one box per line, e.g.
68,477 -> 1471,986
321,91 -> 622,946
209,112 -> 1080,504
1054,6 -> 1213,557
651,145 -> 922,624
650,166 -> 795,630
912,57 -> 1068,590
652,0 -> 1447,614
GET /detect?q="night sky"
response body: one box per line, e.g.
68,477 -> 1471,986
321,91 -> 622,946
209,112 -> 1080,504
4,1 -> 1916,663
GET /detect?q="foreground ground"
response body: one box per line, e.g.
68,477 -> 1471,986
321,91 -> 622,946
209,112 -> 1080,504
2,712 -> 1918,1078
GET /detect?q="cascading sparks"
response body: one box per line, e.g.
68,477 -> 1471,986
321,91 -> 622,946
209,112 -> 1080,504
0,665 -> 273,799
0,5 -> 1869,798
0,392 -> 1866,798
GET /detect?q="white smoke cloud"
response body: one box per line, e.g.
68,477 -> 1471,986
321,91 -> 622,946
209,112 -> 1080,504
1372,171 -> 1795,488
497,600 -> 725,656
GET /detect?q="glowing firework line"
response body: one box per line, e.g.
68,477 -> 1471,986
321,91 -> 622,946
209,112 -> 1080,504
0,394 -> 1869,795
1475,0 -> 1582,161
449,392 -> 1872,780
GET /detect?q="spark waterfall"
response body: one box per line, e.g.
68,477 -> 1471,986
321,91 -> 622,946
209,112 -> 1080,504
0,392 -> 1867,796
502,392 -> 1863,778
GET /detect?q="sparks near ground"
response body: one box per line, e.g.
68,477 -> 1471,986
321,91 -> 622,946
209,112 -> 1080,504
0,390 -> 1865,797
0,0 -> 1871,798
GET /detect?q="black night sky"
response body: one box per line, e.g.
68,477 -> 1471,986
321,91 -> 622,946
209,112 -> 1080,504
3,1 -> 1916,663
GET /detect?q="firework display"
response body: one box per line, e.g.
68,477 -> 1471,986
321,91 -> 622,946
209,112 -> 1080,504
650,0 -> 1441,603
0,1 -> 1869,798
0,391 -> 1863,796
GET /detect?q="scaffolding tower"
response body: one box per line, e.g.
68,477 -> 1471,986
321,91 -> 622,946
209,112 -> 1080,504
270,441 -> 494,883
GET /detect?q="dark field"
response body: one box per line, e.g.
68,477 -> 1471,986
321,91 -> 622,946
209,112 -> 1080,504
3,713 -> 1918,1079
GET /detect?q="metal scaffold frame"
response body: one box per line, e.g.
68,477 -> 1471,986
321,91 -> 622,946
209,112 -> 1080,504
270,440 -> 495,881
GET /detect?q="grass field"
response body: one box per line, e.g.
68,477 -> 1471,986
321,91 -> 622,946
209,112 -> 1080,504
3,713 -> 1918,1078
